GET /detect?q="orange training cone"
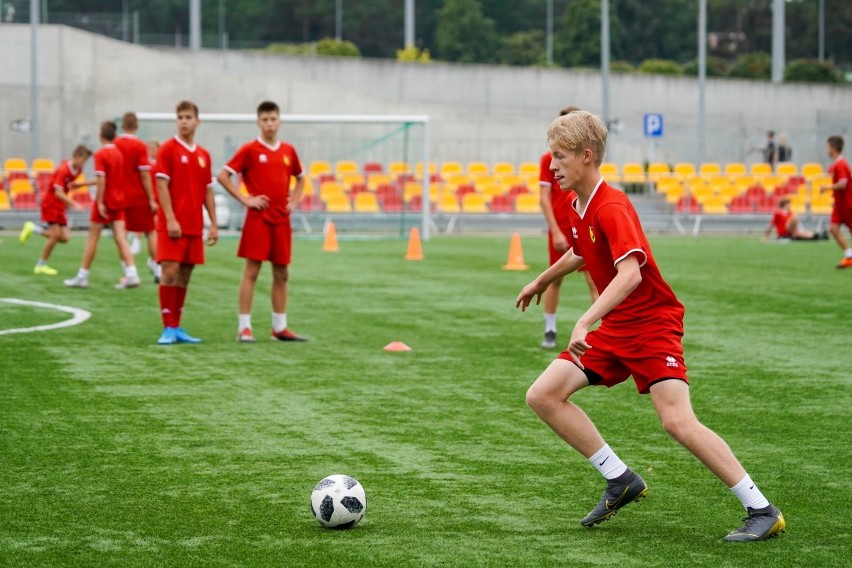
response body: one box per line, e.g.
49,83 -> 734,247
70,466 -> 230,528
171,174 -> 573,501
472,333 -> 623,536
405,227 -> 424,261
323,221 -> 339,252
502,232 -> 529,270
383,341 -> 412,352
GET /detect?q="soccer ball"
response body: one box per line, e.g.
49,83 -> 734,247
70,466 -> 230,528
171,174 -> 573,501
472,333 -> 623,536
310,474 -> 367,529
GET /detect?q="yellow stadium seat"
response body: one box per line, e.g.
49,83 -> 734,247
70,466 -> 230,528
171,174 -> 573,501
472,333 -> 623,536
663,183 -> 684,203
0,191 -> 10,210
690,183 -> 714,204
719,183 -> 741,202
440,161 -> 463,176
9,178 -> 34,197
673,162 -> 696,180
239,182 -> 250,196
724,162 -> 746,176
759,176 -> 783,193
415,162 -> 437,178
655,177 -> 680,194
480,183 -> 506,200
622,162 -> 646,183
493,162 -> 515,176
310,160 -> 332,176
353,192 -> 380,213
340,173 -> 366,190
788,194 -> 807,214
702,195 -> 728,214
750,162 -> 772,177
518,162 -> 539,176
801,163 -> 823,180
319,181 -> 346,201
461,193 -> 489,213
699,162 -> 722,178
776,162 -> 798,177
4,157 -> 28,174
647,162 -> 671,182
388,161 -> 409,175
515,193 -> 541,213
810,193 -> 833,215
324,193 -> 351,213
734,175 -> 756,190
335,160 -> 359,175
367,173 -> 393,191
439,193 -> 460,213
31,158 -> 55,173
811,175 -> 832,193
600,162 -> 621,183
466,161 -> 489,176
404,181 -> 423,201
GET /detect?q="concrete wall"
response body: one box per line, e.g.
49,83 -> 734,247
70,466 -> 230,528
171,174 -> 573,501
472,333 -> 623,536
1,24 -> 851,169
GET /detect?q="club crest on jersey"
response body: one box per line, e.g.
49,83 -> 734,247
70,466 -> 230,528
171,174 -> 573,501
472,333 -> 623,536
259,154 -> 268,163
198,157 -> 206,168
572,227 -> 578,239
283,156 -> 290,167
588,226 -> 596,243
666,356 -> 678,368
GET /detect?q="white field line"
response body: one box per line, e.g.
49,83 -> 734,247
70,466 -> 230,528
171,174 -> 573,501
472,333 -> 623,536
0,298 -> 91,336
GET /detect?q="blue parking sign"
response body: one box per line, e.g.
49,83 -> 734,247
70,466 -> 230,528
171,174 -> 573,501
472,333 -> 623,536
643,113 -> 664,138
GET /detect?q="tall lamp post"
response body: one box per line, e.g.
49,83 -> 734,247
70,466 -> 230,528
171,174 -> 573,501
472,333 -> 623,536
29,0 -> 39,163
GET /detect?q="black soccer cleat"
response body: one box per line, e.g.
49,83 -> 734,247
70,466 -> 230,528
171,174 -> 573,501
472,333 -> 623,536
540,330 -> 557,349
724,503 -> 786,542
580,469 -> 648,527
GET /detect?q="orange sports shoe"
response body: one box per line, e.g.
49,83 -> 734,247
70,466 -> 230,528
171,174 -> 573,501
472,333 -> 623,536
837,257 -> 852,269
271,328 -> 308,342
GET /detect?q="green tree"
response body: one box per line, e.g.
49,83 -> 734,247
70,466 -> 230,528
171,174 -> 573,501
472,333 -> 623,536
728,51 -> 771,80
784,58 -> 843,83
498,30 -> 546,66
435,0 -> 499,63
554,0 -> 624,68
683,56 -> 729,77
638,59 -> 683,75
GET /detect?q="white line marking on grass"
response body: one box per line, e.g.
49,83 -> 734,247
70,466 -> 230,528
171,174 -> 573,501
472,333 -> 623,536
0,298 -> 91,336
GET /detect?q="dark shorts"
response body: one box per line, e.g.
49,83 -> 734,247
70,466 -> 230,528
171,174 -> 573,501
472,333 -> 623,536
238,216 -> 292,266
557,325 -> 688,394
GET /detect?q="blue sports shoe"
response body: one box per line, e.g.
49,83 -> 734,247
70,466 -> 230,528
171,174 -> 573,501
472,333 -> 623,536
157,327 -> 177,345
174,327 -> 202,344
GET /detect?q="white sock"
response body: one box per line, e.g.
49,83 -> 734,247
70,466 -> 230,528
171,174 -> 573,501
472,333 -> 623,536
238,314 -> 252,331
77,268 -> 90,278
544,313 -> 557,333
588,444 -> 628,480
36,259 -> 46,267
845,248 -> 852,259
730,475 -> 770,510
272,312 -> 288,333
124,264 -> 139,279
33,225 -> 43,235
147,257 -> 159,272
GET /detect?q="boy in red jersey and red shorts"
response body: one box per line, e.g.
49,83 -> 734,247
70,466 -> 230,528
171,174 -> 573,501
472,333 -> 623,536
217,100 -> 307,343
19,144 -> 92,274
154,101 -> 218,345
516,111 -> 785,541
762,196 -> 824,241
825,135 -> 852,268
64,121 -> 140,289
538,105 -> 598,349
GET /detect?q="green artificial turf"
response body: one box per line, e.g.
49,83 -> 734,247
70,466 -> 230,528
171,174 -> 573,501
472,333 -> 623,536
0,231 -> 849,567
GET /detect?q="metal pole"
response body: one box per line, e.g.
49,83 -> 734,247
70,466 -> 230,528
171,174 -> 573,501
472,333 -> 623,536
335,0 -> 342,41
29,0 -> 39,163
601,0 -> 610,126
190,0 -> 201,51
546,0 -> 553,65
698,0 -> 706,165
421,118 -> 430,241
818,0 -> 825,61
219,0 -> 225,48
133,10 -> 140,44
771,0 -> 784,82
404,0 -> 414,49
122,0 -> 129,42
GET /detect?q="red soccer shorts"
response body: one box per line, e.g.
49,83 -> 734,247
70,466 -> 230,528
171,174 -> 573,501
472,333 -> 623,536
90,206 -> 125,225
41,206 -> 67,226
830,205 -> 852,230
238,216 -> 292,265
558,324 -> 689,394
124,205 -> 156,233
157,233 -> 205,265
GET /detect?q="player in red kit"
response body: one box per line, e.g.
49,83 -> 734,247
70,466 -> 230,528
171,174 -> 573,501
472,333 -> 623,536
64,121 -> 140,289
154,101 -> 218,345
19,144 -> 92,274
538,105 -> 598,349
516,111 -> 785,541
217,100 -> 307,343
762,197 -> 824,241
825,135 -> 852,268
115,112 -> 161,284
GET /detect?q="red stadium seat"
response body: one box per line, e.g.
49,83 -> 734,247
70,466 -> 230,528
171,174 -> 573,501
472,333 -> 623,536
489,194 -> 515,212
13,192 -> 39,210
675,195 -> 702,214
363,162 -> 383,174
378,192 -> 403,212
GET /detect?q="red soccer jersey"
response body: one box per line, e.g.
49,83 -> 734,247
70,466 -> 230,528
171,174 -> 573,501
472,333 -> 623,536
154,136 -> 213,236
93,144 -> 125,210
42,160 -> 80,213
224,138 -> 303,224
566,180 -> 685,335
771,209 -> 793,237
539,151 -> 574,226
828,156 -> 852,209
114,134 -> 152,208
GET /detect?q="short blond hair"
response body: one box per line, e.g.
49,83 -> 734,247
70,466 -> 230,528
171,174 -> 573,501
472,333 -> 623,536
547,110 -> 608,167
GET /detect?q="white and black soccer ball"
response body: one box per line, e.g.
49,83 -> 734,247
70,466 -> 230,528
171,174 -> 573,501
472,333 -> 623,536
310,474 -> 367,529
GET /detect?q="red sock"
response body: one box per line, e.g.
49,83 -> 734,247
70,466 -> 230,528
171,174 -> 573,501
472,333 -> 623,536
175,286 -> 188,327
159,285 -> 178,328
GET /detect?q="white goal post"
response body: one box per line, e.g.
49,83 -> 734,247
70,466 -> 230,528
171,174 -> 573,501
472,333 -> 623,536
136,113 -> 433,240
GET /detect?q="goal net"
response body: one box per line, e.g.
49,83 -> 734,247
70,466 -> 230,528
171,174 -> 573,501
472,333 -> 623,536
136,113 -> 432,240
